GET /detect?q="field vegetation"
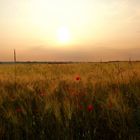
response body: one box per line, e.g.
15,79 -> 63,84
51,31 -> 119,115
0,62 -> 140,140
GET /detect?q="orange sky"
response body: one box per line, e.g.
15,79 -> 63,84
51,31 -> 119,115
0,0 -> 140,61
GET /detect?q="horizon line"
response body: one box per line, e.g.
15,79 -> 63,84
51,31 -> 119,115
0,60 -> 140,64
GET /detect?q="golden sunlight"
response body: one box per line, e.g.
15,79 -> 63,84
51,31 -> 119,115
57,26 -> 71,43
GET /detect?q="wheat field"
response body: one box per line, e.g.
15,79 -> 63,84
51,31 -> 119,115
0,62 -> 140,140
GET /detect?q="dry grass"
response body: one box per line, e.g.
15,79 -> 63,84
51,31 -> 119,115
0,62 -> 140,140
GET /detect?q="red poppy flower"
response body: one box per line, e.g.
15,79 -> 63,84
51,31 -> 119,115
108,99 -> 113,109
40,93 -> 46,97
10,95 -> 16,101
108,102 -> 113,109
16,108 -> 22,113
87,105 -> 94,112
76,76 -> 81,81
79,105 -> 82,110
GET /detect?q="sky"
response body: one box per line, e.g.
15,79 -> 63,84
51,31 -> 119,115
0,0 -> 140,61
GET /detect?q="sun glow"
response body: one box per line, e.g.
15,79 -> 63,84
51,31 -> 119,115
57,26 -> 71,43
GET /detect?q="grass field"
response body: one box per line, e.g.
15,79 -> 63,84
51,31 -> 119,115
0,62 -> 140,140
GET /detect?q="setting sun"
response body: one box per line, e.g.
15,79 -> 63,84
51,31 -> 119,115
57,26 -> 71,43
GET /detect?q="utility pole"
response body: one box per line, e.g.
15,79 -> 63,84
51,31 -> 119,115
14,49 -> 17,92
14,49 -> 16,63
